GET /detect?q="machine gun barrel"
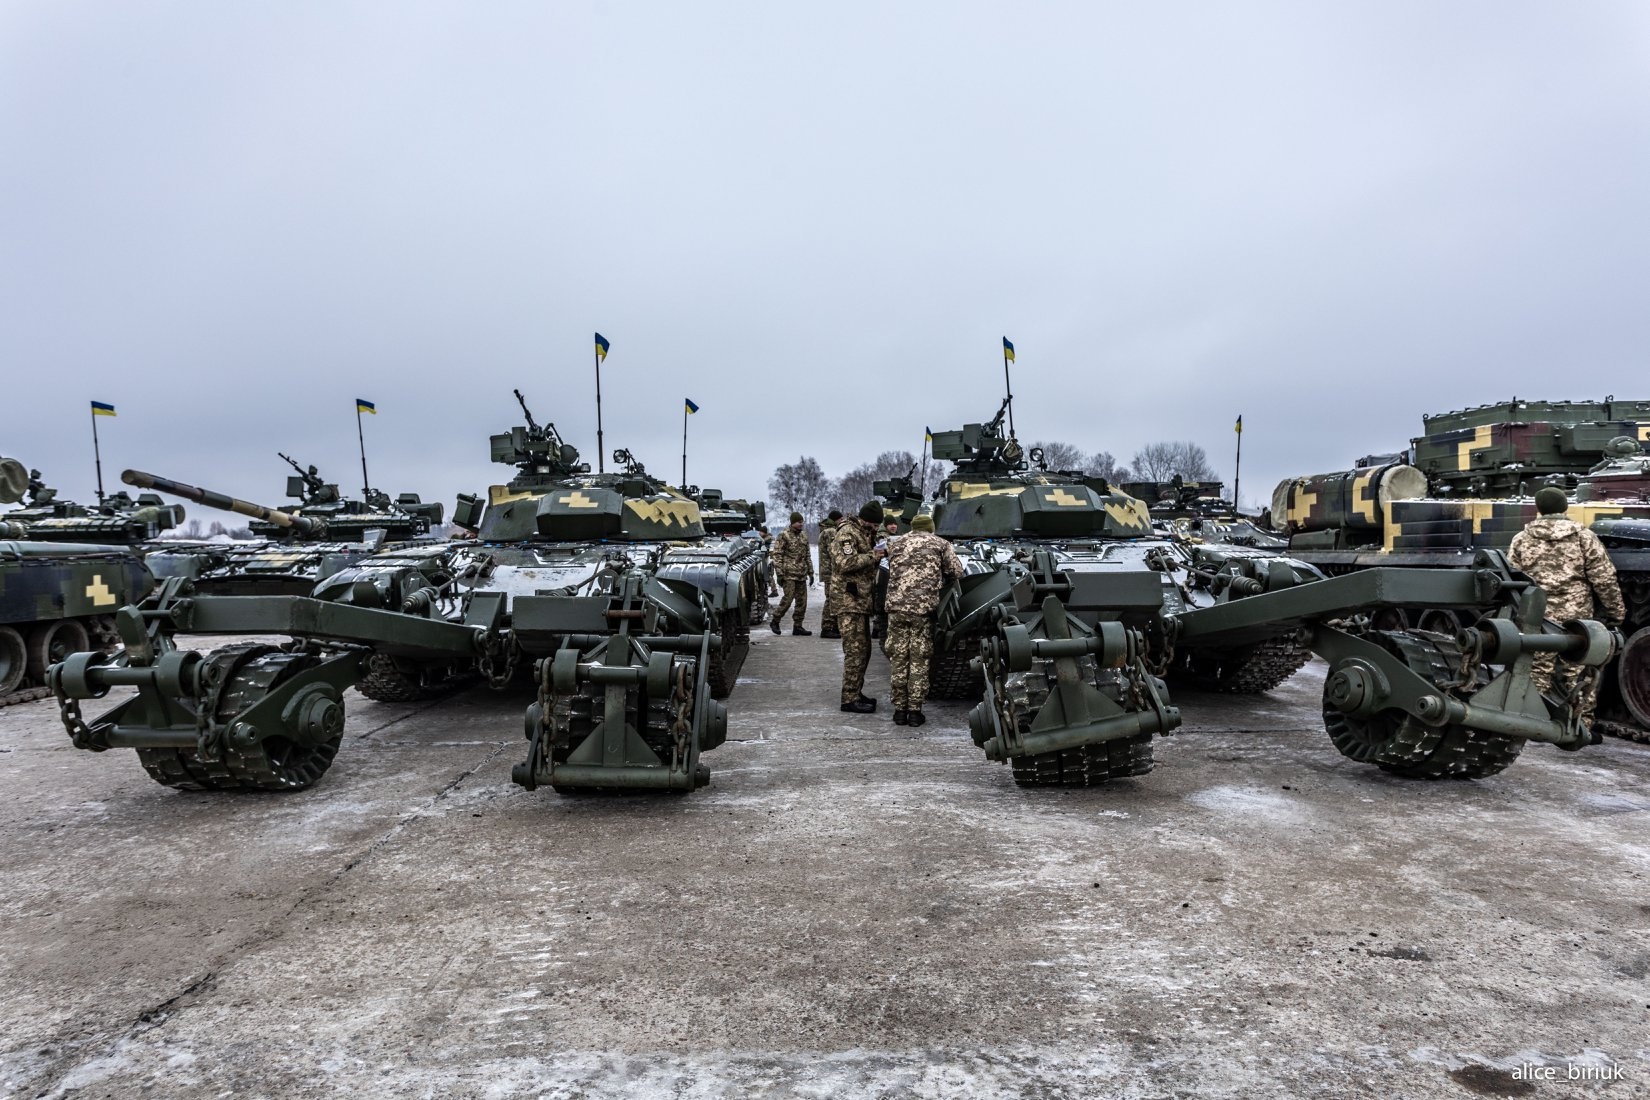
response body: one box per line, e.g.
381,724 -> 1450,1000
121,470 -> 321,535
513,388 -> 540,434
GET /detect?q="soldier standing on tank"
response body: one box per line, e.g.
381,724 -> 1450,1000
835,501 -> 887,712
818,508 -> 843,638
884,513 -> 963,727
769,512 -> 815,636
1508,486 -> 1627,725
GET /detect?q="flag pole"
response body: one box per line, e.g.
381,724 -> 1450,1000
1002,345 -> 1016,439
595,343 -> 605,474
90,404 -> 105,503
681,404 -> 689,490
1233,415 -> 1243,513
356,404 -> 371,497
919,431 -> 929,497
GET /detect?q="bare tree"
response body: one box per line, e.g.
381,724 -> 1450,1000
831,450 -> 918,515
767,456 -> 833,523
1029,440 -> 1088,473
1088,450 -> 1131,484
1130,441 -> 1217,483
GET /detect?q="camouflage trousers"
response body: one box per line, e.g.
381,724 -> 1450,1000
1531,592 -> 1600,725
773,576 -> 809,627
886,611 -> 934,711
840,611 -> 871,704
820,583 -> 840,634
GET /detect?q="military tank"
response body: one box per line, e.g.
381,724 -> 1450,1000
138,455 -> 442,595
0,462 -> 184,545
899,407 -> 1615,788
0,457 -> 154,704
1270,397 -> 1650,742
686,486 -> 773,625
1120,476 -> 1286,550
46,393 -> 743,795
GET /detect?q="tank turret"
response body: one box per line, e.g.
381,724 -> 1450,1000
123,469 -> 325,536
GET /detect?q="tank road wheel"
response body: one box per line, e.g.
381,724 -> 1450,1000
1321,630 -> 1524,780
1616,627 -> 1650,732
137,645 -> 345,792
1179,636 -> 1312,695
0,626 -> 26,696
26,619 -> 90,683
1416,608 -> 1466,636
929,640 -> 985,700
1007,657 -> 1154,788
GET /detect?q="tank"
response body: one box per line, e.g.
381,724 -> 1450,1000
684,487 -> 773,626
0,457 -> 154,704
911,407 -> 1616,788
0,459 -> 184,545
1270,398 -> 1650,743
135,457 -> 443,595
45,393 -> 741,796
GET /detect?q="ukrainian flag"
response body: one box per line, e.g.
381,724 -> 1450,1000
90,400 -> 116,417
924,426 -> 933,442
1002,337 -> 1015,362
595,333 -> 610,362
685,397 -> 699,415
1235,414 -> 1243,435
356,398 -> 377,414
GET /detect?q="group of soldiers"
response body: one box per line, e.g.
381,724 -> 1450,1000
765,502 -> 962,725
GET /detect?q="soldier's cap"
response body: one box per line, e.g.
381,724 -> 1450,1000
827,508 -> 843,521
859,500 -> 885,524
789,511 -> 804,524
1534,486 -> 1568,515
910,514 -> 935,532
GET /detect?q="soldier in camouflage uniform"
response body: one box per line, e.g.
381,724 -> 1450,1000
883,513 -> 962,726
1508,486 -> 1627,724
834,501 -> 886,712
769,512 -> 814,635
818,508 -> 843,638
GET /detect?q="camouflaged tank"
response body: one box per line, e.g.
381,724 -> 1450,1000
0,457 -> 154,703
46,393 -> 740,795
0,461 -> 184,546
686,487 -> 773,625
933,412 -> 1620,790
1121,476 -> 1286,550
137,456 -> 442,596
1271,397 -> 1650,742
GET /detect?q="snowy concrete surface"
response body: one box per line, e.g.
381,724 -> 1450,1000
1,607 -> 1647,1100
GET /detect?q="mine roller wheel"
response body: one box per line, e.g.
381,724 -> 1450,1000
0,626 -> 27,697
1321,630 -> 1523,780
928,641 -> 984,700
1369,608 -> 1410,632
1416,608 -> 1467,636
26,619 -> 90,683
1007,656 -> 1154,788
1179,636 -> 1312,695
137,645 -> 345,792
705,610 -> 748,699
357,654 -> 471,702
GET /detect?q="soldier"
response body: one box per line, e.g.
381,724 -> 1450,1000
759,526 -> 779,596
883,513 -> 963,726
768,512 -> 815,636
1508,486 -> 1627,724
834,501 -> 887,712
818,508 -> 843,638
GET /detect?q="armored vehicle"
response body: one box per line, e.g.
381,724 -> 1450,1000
904,408 -> 1615,788
1121,476 -> 1286,550
47,394 -> 744,795
1271,398 -> 1650,741
0,462 -> 184,545
687,487 -> 773,625
138,455 -> 442,595
0,457 -> 154,704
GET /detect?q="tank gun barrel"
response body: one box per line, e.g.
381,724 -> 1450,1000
121,469 -> 321,534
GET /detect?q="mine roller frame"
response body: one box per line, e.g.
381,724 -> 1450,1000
968,551 -> 1618,787
49,567 -> 729,795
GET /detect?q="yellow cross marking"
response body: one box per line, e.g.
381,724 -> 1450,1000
1045,488 -> 1085,507
86,575 -> 115,607
560,491 -> 600,509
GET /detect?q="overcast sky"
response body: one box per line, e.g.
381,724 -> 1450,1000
4,2 -> 1648,517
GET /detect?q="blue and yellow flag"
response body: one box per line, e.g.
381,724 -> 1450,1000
1235,414 -> 1243,435
356,398 -> 377,415
1002,337 -> 1015,362
924,426 -> 933,442
595,333 -> 610,362
90,400 -> 116,417
684,397 -> 699,415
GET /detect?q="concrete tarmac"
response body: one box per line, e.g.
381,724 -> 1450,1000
1,597 -> 1647,1099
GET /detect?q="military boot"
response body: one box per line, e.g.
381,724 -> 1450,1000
905,709 -> 926,728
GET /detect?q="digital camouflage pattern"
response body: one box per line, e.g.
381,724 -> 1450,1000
771,527 -> 813,580
818,517 -> 840,634
1509,515 -> 1627,723
886,611 -> 934,710
832,520 -> 879,615
839,611 -> 872,704
772,576 -> 808,629
884,530 -> 963,616
1415,399 -> 1650,497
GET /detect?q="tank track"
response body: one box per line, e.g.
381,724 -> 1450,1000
1179,636 -> 1312,694
0,686 -> 53,708
356,654 -> 473,703
1,616 -> 118,707
1010,737 -> 1154,787
705,610 -> 749,698
1595,719 -> 1650,745
928,641 -> 984,700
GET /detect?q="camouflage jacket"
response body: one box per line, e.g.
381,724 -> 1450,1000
1508,516 -> 1627,622
771,527 -> 814,580
884,530 -> 963,616
817,519 -> 838,583
832,520 -> 879,613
